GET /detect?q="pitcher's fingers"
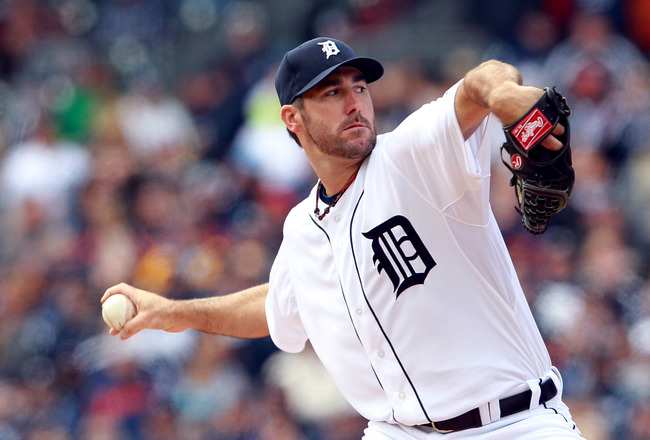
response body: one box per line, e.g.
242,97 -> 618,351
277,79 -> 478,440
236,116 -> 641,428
552,123 -> 565,137
101,282 -> 133,303
118,312 -> 147,340
541,135 -> 563,151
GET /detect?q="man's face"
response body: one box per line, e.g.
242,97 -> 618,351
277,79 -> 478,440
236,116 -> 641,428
297,66 -> 377,161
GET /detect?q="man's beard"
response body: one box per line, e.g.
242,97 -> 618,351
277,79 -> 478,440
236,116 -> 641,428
302,112 -> 377,160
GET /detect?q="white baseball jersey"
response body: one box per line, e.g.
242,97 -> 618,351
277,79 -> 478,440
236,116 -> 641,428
265,81 -> 553,426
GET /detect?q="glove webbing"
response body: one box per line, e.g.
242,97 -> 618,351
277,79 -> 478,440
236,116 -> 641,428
514,179 -> 570,235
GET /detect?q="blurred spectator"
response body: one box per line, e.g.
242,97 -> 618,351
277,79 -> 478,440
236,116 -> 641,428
114,70 -> 201,179
76,176 -> 139,291
177,66 -> 246,161
169,335 -> 252,435
51,60 -> 118,145
370,60 -> 445,132
624,0 -> 650,53
228,66 -> 315,198
482,10 -> 562,87
0,111 -> 91,266
543,10 -> 648,102
620,148 -> 650,261
542,11 -> 650,172
82,360 -> 153,438
91,0 -> 173,83
0,112 -> 90,220
263,342 -> 367,440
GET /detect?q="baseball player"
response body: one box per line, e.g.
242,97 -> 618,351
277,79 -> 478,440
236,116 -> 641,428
103,37 -> 584,439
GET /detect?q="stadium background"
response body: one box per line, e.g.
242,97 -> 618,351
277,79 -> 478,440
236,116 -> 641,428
0,0 -> 649,439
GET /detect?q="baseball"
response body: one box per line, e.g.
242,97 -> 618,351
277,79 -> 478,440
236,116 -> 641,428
102,293 -> 137,331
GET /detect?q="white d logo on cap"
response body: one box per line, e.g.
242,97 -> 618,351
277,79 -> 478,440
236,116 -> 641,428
318,40 -> 340,59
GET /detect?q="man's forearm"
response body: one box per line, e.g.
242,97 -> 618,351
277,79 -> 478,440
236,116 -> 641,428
460,60 -> 564,150
103,282 -> 270,339
456,59 -> 556,143
454,60 -> 525,139
463,60 -> 523,110
175,283 -> 270,338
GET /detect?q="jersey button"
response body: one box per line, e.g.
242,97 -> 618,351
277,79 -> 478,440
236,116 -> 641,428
334,214 -> 342,222
378,350 -> 385,358
398,392 -> 406,400
356,308 -> 363,316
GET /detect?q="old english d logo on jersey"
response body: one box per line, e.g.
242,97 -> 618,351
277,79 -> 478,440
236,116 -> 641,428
363,215 -> 436,298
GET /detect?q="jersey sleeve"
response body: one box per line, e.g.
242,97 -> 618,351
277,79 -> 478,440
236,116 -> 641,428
265,237 -> 309,353
379,80 -> 493,213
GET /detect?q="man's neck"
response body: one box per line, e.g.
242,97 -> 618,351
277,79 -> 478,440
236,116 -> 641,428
318,163 -> 362,197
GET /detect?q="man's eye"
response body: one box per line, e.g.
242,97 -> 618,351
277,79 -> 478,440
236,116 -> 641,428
355,86 -> 367,92
325,89 -> 338,96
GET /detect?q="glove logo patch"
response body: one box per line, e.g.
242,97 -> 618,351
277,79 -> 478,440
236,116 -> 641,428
511,108 -> 552,151
510,154 -> 523,169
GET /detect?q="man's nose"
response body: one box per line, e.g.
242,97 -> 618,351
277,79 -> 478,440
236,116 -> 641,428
345,92 -> 362,115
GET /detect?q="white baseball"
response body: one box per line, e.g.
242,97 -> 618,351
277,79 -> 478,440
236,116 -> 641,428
102,293 -> 137,330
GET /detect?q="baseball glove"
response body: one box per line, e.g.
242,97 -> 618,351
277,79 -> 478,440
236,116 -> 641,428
500,86 -> 574,235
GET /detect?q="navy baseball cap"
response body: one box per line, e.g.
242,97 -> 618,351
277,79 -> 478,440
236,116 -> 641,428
275,37 -> 384,106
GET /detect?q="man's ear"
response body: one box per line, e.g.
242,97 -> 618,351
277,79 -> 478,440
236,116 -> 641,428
281,104 -> 302,136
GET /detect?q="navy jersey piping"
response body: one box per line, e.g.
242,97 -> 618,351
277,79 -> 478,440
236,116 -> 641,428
349,191 -> 433,425
308,213 -> 385,390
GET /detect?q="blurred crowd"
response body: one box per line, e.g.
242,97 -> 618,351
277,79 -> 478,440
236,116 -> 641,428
0,0 -> 649,439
